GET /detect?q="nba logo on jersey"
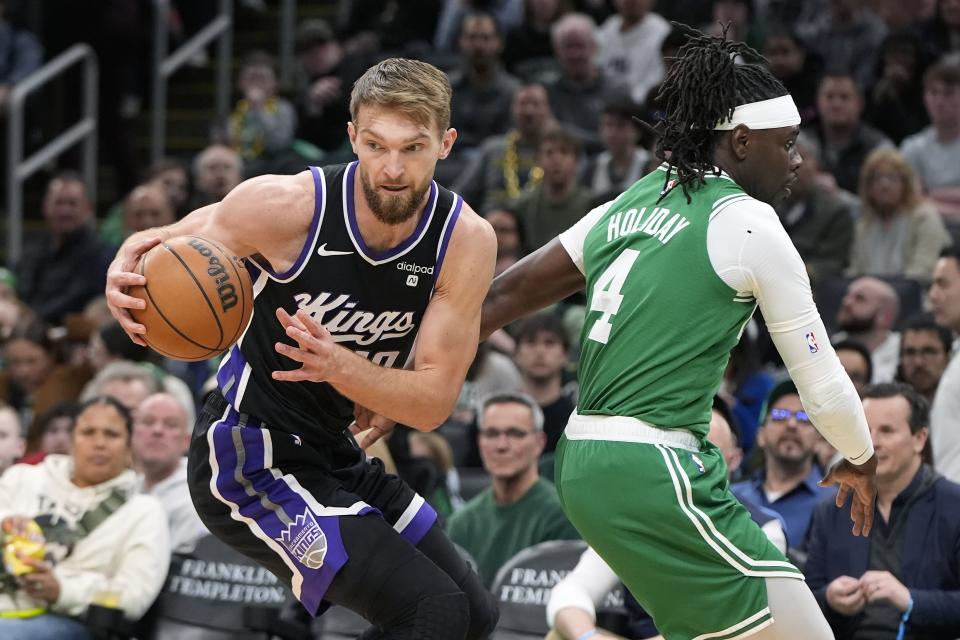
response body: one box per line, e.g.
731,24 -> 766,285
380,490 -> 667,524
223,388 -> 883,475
805,332 -> 819,354
277,510 -> 328,569
406,275 -> 418,287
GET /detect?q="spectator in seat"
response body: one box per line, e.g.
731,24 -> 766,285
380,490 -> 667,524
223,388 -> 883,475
454,82 -> 555,211
833,339 -> 874,398
775,138 -> 854,281
20,401 -> 78,465
900,61 -> 960,219
228,51 -> 297,174
0,318 -> 92,440
582,94 -> 650,202
796,0 -> 887,92
448,10 -> 520,153
293,19 -> 366,156
847,148 -> 951,280
541,12 -> 611,152
732,380 -> 836,548
446,391 -> 579,587
595,0 -> 670,106
512,313 -> 576,454
806,383 -> 960,640
132,392 -> 206,553
864,31 -> 930,145
0,396 -> 170,637
502,0 -> 567,77
511,125 -> 594,251
803,74 -> 893,193
80,361 -> 161,413
762,29 -> 821,125
833,276 -> 901,383
929,246 -> 960,483
0,404 -> 23,476
189,144 -> 243,210
14,173 -> 113,325
897,313 -> 952,405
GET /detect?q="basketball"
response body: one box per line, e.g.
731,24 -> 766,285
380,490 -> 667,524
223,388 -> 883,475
128,235 -> 253,362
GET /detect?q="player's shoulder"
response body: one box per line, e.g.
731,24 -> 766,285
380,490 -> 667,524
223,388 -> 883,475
708,187 -> 778,227
447,199 -> 497,255
224,171 -> 316,224
229,170 -> 314,206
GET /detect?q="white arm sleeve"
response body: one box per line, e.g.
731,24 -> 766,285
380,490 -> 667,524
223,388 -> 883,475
558,200 -> 616,274
707,198 -> 874,465
545,547 -> 620,628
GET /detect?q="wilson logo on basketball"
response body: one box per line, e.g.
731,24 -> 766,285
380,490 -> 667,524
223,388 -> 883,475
188,238 -> 239,312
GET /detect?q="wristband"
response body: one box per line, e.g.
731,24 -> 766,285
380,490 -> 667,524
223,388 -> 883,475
895,595 -> 913,640
575,629 -> 598,640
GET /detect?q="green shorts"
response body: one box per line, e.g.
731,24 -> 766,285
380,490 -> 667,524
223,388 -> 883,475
555,424 -> 802,640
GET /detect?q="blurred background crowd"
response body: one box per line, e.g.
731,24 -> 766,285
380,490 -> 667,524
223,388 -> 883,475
0,0 -> 959,639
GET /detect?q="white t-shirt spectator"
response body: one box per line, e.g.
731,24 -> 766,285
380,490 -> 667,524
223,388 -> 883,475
596,12 -> 671,106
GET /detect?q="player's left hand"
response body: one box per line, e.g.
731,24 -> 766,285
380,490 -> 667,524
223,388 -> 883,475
860,570 -> 911,612
819,454 -> 877,537
350,404 -> 396,449
272,308 -> 340,383
17,554 -> 60,604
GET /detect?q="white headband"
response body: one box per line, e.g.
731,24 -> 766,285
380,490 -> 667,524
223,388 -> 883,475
713,95 -> 801,130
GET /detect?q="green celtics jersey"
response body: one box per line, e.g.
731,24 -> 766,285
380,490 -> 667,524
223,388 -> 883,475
577,166 -> 756,436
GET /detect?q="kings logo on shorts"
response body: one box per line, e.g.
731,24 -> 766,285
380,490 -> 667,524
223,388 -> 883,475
277,510 -> 328,569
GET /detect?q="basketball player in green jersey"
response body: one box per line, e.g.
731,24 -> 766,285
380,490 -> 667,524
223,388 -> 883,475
478,29 -> 878,640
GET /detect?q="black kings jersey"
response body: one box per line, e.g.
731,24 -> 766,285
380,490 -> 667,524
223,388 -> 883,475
215,162 -> 463,450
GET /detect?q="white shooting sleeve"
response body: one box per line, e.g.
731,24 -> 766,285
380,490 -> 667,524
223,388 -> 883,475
707,197 -> 873,464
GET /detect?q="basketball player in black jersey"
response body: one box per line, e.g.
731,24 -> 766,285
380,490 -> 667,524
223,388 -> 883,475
105,58 -> 499,639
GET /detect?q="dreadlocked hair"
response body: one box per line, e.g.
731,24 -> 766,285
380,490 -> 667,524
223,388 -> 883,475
654,23 -> 789,203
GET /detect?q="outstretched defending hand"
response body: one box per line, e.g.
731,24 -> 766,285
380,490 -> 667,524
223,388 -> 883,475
351,404 -> 396,449
819,454 -> 877,537
105,237 -> 162,346
272,308 -> 340,382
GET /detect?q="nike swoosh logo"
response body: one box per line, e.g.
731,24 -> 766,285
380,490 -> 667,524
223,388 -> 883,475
317,243 -> 353,257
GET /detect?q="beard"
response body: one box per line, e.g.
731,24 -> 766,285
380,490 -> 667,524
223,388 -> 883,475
837,313 -> 876,334
359,170 -> 430,225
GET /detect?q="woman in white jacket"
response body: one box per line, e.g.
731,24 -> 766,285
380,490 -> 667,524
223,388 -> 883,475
0,396 -> 170,640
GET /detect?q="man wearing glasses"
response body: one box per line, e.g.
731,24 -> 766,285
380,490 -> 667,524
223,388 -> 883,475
733,380 -> 836,549
446,392 -> 580,587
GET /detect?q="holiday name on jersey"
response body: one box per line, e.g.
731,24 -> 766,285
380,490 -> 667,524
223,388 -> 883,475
606,206 -> 691,245
293,292 -> 416,346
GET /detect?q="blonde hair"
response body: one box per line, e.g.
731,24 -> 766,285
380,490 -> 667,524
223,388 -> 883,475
858,147 -> 921,216
350,58 -> 452,134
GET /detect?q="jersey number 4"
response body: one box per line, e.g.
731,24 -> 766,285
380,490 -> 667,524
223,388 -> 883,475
587,249 -> 639,345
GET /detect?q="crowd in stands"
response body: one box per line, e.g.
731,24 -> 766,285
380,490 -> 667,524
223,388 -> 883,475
0,0 -> 959,638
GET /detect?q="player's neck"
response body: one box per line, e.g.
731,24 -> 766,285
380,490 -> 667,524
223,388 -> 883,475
492,468 -> 539,506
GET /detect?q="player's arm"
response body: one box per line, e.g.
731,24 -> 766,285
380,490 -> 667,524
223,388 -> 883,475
479,200 -> 613,339
106,172 -> 314,343
709,199 -> 877,536
274,205 -> 497,430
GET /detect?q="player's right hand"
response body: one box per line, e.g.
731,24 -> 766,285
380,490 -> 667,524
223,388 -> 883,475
105,237 -> 161,346
819,453 -> 877,537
